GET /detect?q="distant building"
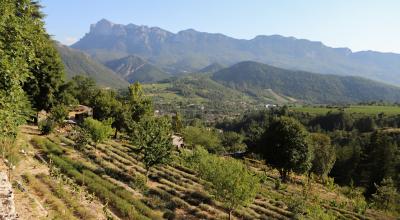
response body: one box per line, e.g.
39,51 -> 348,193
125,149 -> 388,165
265,104 -> 277,109
172,135 -> 184,148
37,110 -> 48,123
68,105 -> 93,123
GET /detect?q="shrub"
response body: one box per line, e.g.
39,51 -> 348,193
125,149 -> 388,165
39,119 -> 55,134
372,178 -> 399,212
182,126 -> 223,154
352,196 -> 368,215
324,177 -> 336,192
81,117 -> 113,145
49,104 -> 69,125
163,209 -> 176,220
130,174 -> 148,192
74,127 -> 91,150
287,196 -> 307,219
0,139 -> 21,166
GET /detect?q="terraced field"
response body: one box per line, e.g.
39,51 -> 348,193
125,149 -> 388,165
17,126 -> 394,220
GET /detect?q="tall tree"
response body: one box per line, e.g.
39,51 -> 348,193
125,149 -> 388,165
358,131 -> 400,195
23,38 -> 65,111
13,2 -> 65,112
171,112 -> 183,133
91,89 -> 127,138
68,75 -> 99,106
131,116 -> 173,181
309,133 -> 336,179
124,83 -> 153,131
256,116 -> 312,182
92,89 -> 120,120
0,0 -> 45,140
184,147 -> 259,220
372,178 -> 399,212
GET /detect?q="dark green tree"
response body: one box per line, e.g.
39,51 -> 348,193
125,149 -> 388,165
49,104 -> 69,125
91,89 -> 130,138
23,39 -> 65,111
358,131 -> 399,195
92,90 -> 120,120
171,112 -> 183,133
372,178 -> 399,212
125,82 -> 153,132
68,75 -> 99,106
256,117 -> 312,182
354,116 -> 376,133
309,133 -> 336,179
220,131 -> 246,153
1,0 -> 47,141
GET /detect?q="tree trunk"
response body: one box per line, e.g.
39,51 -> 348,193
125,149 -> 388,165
228,209 -> 232,220
279,169 -> 289,183
145,168 -> 150,183
114,129 -> 118,139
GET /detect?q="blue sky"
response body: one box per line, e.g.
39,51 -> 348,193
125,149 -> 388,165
41,0 -> 400,53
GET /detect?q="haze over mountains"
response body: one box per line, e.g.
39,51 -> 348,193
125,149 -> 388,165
72,19 -> 400,86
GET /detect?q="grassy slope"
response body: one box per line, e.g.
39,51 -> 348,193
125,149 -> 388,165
11,125 -> 109,220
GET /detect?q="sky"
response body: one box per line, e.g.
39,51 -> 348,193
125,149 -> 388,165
41,0 -> 400,53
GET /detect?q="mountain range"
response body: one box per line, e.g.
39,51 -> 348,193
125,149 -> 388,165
72,19 -> 400,86
54,19 -> 400,104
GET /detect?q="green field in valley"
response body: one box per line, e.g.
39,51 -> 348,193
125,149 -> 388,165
291,105 -> 400,115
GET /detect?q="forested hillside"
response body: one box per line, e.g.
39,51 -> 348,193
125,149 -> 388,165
56,44 -> 128,88
105,55 -> 170,83
212,61 -> 400,103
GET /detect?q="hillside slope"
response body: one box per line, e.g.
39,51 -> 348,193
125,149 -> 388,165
56,44 -> 128,88
212,61 -> 400,103
72,19 -> 400,85
105,55 -> 170,83
11,125 -> 394,220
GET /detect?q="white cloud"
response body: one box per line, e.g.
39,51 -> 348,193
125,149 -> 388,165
63,36 -> 78,45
